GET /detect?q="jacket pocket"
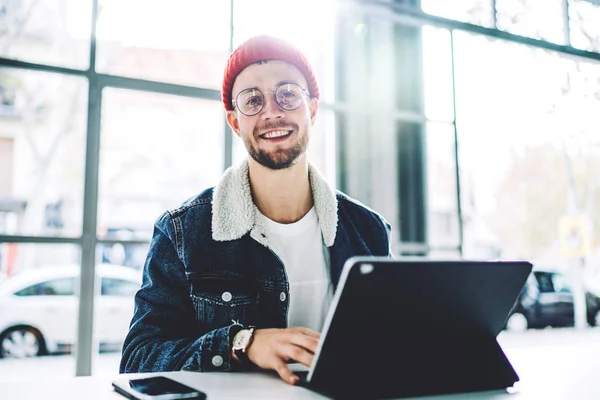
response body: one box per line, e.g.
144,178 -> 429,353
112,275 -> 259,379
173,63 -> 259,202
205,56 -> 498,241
188,274 -> 261,329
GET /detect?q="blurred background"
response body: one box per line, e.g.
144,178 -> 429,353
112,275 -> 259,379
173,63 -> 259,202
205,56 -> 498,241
1,0 -> 600,382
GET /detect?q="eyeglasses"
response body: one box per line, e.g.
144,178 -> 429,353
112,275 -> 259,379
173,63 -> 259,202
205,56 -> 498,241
232,82 -> 310,116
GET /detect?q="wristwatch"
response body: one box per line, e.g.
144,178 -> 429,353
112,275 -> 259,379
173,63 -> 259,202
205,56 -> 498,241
232,326 -> 255,365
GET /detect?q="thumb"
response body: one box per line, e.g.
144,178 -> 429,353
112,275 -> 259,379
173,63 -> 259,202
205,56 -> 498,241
275,362 -> 299,385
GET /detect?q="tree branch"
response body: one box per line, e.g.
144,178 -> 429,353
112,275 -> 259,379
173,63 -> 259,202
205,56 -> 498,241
572,6 -> 600,51
1,0 -> 43,54
40,78 -> 83,169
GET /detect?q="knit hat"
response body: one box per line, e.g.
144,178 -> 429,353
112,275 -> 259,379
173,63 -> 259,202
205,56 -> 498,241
222,35 -> 320,111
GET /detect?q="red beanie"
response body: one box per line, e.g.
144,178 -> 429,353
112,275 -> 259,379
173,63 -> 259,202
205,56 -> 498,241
222,35 -> 320,111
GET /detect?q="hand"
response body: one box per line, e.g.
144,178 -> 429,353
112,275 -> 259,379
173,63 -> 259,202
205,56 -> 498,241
246,327 -> 320,385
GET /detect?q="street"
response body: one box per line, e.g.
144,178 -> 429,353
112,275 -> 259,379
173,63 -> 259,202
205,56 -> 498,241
1,327 -> 600,383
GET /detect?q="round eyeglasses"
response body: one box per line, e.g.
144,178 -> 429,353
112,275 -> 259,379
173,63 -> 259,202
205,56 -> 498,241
233,83 -> 310,116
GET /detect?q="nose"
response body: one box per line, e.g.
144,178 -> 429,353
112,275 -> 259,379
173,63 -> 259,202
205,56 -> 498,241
260,93 -> 285,120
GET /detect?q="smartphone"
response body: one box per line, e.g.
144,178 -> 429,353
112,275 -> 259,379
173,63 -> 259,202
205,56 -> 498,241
112,376 -> 207,400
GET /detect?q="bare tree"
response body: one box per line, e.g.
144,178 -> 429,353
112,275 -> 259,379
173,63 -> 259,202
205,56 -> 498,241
460,0 -> 600,260
0,0 -> 87,271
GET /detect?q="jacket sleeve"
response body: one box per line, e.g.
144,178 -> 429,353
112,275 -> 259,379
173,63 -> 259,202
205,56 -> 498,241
119,212 -> 239,373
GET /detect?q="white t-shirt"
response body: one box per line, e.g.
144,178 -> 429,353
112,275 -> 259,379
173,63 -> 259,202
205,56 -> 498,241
257,207 -> 333,332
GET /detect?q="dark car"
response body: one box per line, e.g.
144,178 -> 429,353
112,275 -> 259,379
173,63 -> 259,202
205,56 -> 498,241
505,269 -> 600,331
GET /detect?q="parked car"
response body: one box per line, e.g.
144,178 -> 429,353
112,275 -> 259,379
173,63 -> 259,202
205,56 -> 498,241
505,268 -> 600,332
0,264 -> 141,358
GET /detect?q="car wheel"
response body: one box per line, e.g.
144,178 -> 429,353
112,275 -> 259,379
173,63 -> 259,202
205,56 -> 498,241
0,327 -> 45,359
506,312 -> 529,332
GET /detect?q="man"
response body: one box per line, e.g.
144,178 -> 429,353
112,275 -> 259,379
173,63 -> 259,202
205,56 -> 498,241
120,35 -> 392,385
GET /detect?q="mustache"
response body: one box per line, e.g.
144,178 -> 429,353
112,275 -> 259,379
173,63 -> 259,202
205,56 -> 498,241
254,120 -> 299,136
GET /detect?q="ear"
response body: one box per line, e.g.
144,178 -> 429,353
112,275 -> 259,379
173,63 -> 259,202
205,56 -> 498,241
309,97 -> 319,125
226,110 -> 241,138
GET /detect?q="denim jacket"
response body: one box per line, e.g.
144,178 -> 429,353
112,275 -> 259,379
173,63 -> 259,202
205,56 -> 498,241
120,160 -> 392,373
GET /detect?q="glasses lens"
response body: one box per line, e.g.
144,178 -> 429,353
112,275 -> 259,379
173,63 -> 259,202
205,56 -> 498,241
237,89 -> 264,115
276,84 -> 303,110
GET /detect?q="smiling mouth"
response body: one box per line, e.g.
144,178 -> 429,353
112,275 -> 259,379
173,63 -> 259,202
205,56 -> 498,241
259,129 -> 293,139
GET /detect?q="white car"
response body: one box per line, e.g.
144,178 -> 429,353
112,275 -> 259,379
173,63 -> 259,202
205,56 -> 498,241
0,264 -> 142,358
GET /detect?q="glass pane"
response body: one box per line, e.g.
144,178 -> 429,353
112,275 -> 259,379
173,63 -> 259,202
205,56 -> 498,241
454,31 -> 600,262
232,0 -> 337,103
429,248 -> 462,260
496,0 -> 567,44
0,0 -> 91,69
421,0 -> 495,27
96,0 -> 231,88
99,240 -> 149,270
14,278 -> 75,296
426,122 -> 460,247
307,109 -> 337,185
535,272 -> 555,292
552,272 -> 573,293
98,88 -> 225,240
569,0 -> 600,52
0,68 -> 87,237
422,26 -> 455,123
231,130 -> 247,168
101,278 -> 139,297
93,247 -> 141,367
0,243 -> 79,381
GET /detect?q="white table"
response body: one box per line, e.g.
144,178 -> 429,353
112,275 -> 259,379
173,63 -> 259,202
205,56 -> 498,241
3,342 -> 600,399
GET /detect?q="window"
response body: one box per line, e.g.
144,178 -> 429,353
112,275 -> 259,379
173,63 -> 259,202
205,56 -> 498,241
496,0 -> 566,44
101,278 -> 139,297
421,0 -> 495,27
95,0 -> 231,88
535,272 -> 555,293
2,0 -> 600,383
0,0 -> 92,69
14,277 -> 75,296
0,138 -> 14,195
426,122 -> 460,248
0,68 -> 87,237
552,273 -> 573,293
454,32 -> 600,261
0,244 -> 79,379
422,26 -> 455,124
98,88 -> 224,245
569,0 -> 600,52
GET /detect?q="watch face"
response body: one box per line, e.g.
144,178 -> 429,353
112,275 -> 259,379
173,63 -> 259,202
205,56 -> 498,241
233,329 -> 252,350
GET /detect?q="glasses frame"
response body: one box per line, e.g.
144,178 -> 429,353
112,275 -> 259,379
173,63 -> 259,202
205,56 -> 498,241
232,82 -> 311,116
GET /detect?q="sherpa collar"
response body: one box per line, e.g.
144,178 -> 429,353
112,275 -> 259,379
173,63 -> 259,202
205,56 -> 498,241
211,159 -> 338,247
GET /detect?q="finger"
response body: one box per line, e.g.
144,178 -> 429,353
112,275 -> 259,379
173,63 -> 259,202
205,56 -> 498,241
291,327 -> 321,339
282,344 -> 314,368
288,333 -> 320,354
275,362 -> 299,385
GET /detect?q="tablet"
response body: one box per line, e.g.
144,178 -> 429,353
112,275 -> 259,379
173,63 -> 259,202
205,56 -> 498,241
303,257 -> 532,399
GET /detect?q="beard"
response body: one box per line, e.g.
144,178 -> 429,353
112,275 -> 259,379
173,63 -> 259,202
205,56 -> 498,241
242,120 -> 308,170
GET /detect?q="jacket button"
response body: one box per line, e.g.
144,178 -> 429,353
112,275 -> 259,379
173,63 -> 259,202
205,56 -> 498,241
280,292 -> 286,302
212,355 -> 224,367
222,292 -> 232,302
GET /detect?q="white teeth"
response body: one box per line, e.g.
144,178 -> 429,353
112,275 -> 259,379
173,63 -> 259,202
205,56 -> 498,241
263,130 -> 290,139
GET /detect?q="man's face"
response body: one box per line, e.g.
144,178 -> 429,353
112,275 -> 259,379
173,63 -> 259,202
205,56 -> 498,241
226,60 -> 319,170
